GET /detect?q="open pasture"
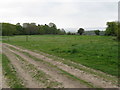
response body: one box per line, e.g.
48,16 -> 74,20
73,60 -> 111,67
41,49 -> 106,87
3,35 -> 118,76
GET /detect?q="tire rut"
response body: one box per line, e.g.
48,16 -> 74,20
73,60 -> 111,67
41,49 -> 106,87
3,45 -> 88,88
14,52 -> 62,88
3,47 -> 43,88
4,43 -> 118,88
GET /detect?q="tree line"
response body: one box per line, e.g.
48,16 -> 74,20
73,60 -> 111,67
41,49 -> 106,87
1,22 -> 66,36
1,21 -> 120,40
76,21 -> 120,40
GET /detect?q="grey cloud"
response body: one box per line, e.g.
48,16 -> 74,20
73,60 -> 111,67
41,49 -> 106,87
0,0 -> 118,30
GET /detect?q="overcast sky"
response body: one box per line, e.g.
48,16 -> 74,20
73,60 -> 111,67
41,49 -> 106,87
0,0 -> 119,31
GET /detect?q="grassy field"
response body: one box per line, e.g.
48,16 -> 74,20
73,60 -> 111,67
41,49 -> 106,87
3,35 -> 118,76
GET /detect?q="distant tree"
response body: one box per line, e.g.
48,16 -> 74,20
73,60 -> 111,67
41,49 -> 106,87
105,21 -> 120,41
49,22 -> 56,28
2,23 -> 17,36
1,22 -> 67,36
38,25 -> 45,35
59,28 -> 66,35
29,23 -> 38,35
67,32 -> 75,35
23,23 -> 38,35
38,23 -> 61,35
105,22 -> 118,36
44,24 -> 51,34
94,30 -> 100,35
50,26 -> 57,34
23,23 -> 29,35
77,28 -> 84,35
2,23 -> 17,41
71,33 -> 76,35
67,32 -> 71,35
16,23 -> 23,35
49,23 -> 58,34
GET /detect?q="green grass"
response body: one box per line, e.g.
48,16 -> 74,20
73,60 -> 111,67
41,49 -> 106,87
2,54 -> 24,88
3,35 -> 118,76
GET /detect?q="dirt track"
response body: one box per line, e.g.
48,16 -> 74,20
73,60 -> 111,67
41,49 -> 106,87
2,43 -> 118,88
2,75 -> 9,88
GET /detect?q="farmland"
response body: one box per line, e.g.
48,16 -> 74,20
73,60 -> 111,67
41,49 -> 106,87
2,35 -> 119,88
